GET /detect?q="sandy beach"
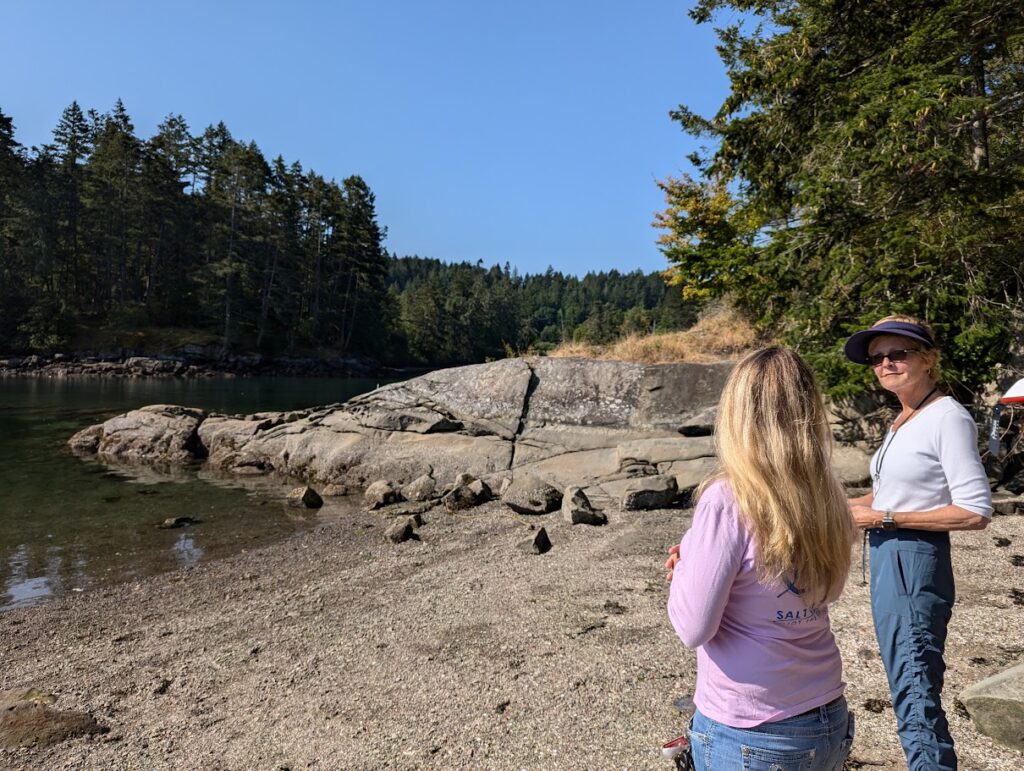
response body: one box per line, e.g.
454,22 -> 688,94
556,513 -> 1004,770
2,499 -> 1022,770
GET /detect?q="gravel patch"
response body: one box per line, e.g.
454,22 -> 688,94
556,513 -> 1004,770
2,503 -> 1022,769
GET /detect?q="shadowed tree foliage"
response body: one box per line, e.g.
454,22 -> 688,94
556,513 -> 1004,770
658,0 -> 1024,396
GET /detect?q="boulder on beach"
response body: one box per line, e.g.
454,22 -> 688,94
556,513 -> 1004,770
287,486 -> 324,509
960,662 -> 1024,751
501,474 -> 562,515
518,527 -> 552,555
0,690 -> 106,749
69,404 -> 207,464
402,474 -> 437,502
562,486 -> 606,526
621,474 -> 679,510
444,477 -> 492,512
64,358 -> 895,515
364,480 -> 401,510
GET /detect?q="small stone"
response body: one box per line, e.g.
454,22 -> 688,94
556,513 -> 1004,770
994,537 -> 1012,547
385,517 -> 418,544
502,474 -> 562,515
287,486 -> 323,509
0,697 -> 106,748
443,485 -> 477,512
518,527 -> 552,555
468,479 -> 491,500
621,474 -> 679,510
562,486 -> 607,526
363,480 -> 401,510
152,679 -> 172,695
672,695 -> 696,714
402,474 -> 437,502
450,472 -> 476,490
443,478 -> 491,512
157,516 -> 199,529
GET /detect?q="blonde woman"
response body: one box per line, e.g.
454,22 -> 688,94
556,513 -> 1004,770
666,347 -> 856,770
844,315 -> 991,771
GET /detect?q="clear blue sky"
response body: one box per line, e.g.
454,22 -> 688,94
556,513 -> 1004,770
0,0 -> 727,277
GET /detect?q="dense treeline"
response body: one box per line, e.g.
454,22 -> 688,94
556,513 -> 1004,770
0,100 -> 388,357
658,0 -> 1024,396
387,258 -> 696,364
0,102 -> 694,365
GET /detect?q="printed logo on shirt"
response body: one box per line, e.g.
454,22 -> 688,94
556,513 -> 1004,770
775,606 -> 824,624
773,577 -> 823,625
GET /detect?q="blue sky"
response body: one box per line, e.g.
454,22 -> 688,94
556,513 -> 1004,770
0,1 -> 728,277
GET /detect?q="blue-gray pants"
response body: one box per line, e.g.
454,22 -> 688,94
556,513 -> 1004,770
869,529 -> 956,771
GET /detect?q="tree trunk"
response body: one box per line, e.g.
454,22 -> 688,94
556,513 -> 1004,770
971,54 -> 989,171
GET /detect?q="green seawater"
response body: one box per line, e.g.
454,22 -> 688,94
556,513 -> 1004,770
0,375 -> 389,610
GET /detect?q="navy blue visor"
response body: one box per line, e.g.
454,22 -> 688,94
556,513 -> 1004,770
844,321 -> 935,364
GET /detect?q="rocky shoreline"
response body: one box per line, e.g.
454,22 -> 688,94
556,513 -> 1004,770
3,356 -> 1023,767
0,352 -> 418,380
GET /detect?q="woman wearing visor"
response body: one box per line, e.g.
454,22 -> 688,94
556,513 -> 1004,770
844,315 -> 992,771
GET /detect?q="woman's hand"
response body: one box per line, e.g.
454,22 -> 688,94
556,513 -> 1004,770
665,543 -> 680,581
850,504 -> 881,529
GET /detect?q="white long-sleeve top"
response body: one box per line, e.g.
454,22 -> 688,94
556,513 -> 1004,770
871,396 -> 993,517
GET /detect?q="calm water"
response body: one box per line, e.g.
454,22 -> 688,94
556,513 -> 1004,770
0,376 -> 389,611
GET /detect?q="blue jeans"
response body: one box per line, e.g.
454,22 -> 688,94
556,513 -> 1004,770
870,529 -> 956,770
688,697 -> 853,770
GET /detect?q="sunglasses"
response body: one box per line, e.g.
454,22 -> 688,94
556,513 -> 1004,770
868,349 -> 921,367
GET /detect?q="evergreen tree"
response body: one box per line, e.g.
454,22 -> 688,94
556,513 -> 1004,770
659,0 -> 1024,395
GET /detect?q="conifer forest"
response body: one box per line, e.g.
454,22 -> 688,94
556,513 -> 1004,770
0,102 -> 695,366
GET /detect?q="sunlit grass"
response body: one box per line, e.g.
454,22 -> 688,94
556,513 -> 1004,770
547,302 -> 762,363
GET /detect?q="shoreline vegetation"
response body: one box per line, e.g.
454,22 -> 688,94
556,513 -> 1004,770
0,303 -> 760,380
547,302 -> 759,364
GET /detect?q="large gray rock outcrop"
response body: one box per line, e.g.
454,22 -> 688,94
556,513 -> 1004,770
66,357 -> 880,506
68,358 -> 734,502
960,663 -> 1024,751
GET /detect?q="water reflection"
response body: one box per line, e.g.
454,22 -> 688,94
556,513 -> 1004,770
172,533 -> 203,568
0,374 -> 393,611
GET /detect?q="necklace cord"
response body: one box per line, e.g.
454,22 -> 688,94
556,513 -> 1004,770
863,385 -> 938,585
872,386 -> 938,482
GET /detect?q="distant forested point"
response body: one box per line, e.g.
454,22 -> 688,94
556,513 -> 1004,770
0,102 -> 695,366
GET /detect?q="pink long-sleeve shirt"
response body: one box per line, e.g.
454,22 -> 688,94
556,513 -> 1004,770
667,479 -> 846,728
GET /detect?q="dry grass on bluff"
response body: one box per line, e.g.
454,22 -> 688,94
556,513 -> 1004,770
548,303 -> 761,364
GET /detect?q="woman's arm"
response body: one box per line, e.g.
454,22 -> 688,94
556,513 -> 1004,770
850,406 -> 993,532
848,491 -> 874,507
667,486 -> 743,648
850,502 -> 989,531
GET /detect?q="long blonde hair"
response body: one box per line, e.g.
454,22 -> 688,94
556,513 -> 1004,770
699,347 -> 854,601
